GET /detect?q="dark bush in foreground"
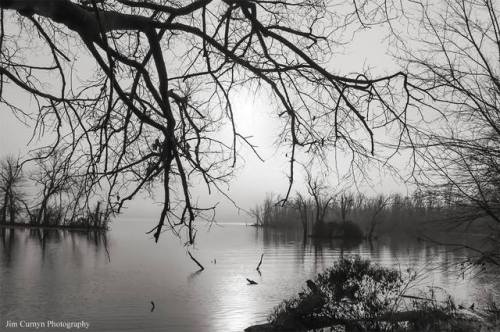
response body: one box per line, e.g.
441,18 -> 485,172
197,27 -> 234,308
269,256 -> 403,330
265,256 -> 482,332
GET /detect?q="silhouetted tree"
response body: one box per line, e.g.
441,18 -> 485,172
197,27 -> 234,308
305,172 -> 333,235
339,193 -> 354,224
0,0 -> 412,244
250,204 -> 263,226
366,194 -> 389,239
0,156 -> 24,224
401,0 -> 500,219
30,151 -> 72,225
401,0 -> 500,264
294,192 -> 313,240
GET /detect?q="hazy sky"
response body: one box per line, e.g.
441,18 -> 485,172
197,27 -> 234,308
0,17 -> 410,223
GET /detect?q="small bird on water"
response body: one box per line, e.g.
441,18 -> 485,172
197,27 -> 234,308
246,278 -> 258,285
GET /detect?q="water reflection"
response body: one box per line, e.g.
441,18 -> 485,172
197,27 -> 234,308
1,227 -> 17,266
0,221 -> 498,332
258,226 -> 500,306
0,227 -> 109,268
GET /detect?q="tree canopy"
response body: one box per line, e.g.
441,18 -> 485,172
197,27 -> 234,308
400,0 -> 500,223
0,0 -> 412,244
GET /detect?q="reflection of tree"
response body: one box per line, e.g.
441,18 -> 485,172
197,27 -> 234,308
0,227 -> 16,266
262,227 -> 299,248
294,193 -> 313,241
29,229 -> 62,259
260,226 -> 364,271
313,238 -> 325,272
1,228 -> 110,264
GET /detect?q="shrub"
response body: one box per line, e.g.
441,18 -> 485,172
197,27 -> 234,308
267,256 -> 472,331
341,221 -> 364,239
312,221 -> 364,239
269,256 -> 404,330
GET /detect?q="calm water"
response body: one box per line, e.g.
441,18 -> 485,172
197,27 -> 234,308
0,219 -> 499,332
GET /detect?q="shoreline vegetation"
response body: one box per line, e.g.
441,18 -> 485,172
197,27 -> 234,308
0,221 -> 108,231
0,200 -> 111,231
247,185 -> 500,331
0,194 -> 111,231
249,190 -> 496,241
245,256 -> 500,332
0,154 -> 112,232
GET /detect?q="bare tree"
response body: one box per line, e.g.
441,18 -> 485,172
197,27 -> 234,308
30,151 -> 73,225
0,0 -> 411,244
366,194 -> 389,239
249,204 -> 263,226
0,155 -> 24,224
401,0 -> 500,220
305,172 -> 334,235
339,192 -> 354,224
399,0 -> 500,264
262,195 -> 274,227
294,192 -> 312,240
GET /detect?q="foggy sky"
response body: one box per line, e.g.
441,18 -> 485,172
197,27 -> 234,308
0,24 -> 411,223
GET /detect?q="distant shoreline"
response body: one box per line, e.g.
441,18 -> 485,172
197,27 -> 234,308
0,223 -> 107,232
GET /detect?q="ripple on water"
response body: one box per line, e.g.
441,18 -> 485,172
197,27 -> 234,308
0,223 -> 498,332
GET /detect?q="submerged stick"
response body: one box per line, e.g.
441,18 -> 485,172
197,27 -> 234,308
256,253 -> 264,271
188,250 -> 205,271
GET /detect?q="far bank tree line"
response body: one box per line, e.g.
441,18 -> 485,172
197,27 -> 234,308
0,152 -> 111,230
251,173 -> 494,241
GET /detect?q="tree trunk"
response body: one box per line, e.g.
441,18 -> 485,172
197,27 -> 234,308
1,192 -> 8,224
94,201 -> 101,228
8,189 -> 16,223
368,217 -> 377,239
37,197 -> 49,225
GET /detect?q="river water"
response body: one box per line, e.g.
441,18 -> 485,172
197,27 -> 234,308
0,219 -> 498,332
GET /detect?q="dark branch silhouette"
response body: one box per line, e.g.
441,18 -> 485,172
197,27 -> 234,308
0,0 -> 412,246
187,250 -> 205,271
256,253 -> 263,272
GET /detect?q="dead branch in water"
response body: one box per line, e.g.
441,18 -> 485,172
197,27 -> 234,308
188,251 -> 204,271
256,253 -> 264,272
